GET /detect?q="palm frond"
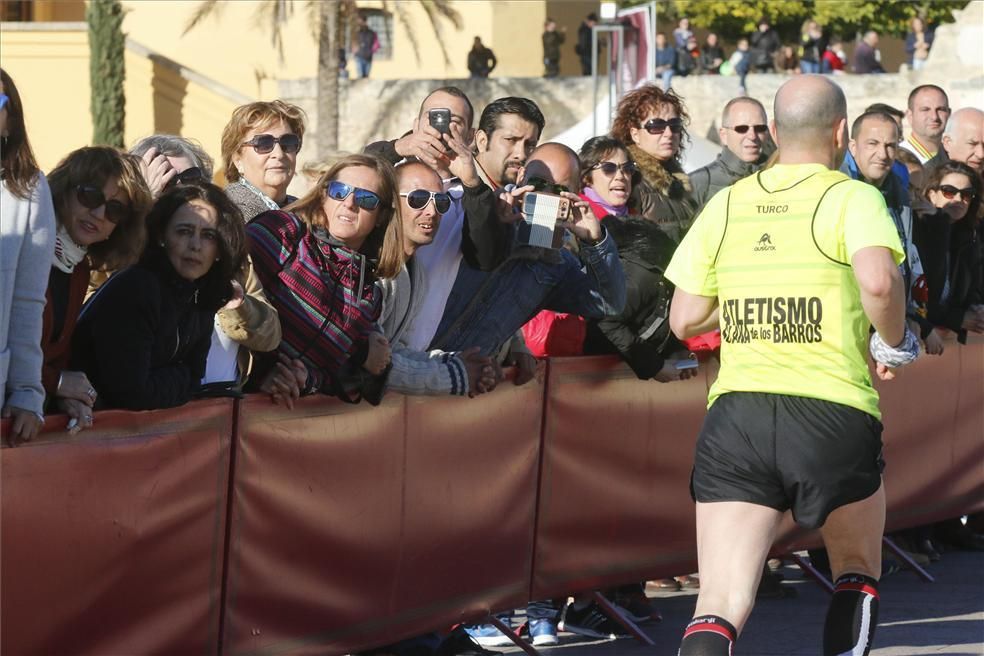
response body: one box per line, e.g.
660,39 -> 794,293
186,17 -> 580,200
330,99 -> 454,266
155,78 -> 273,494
182,0 -> 223,37
252,0 -> 294,63
389,2 -> 425,67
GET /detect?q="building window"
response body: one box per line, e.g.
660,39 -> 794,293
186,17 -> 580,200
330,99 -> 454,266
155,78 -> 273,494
352,9 -> 393,60
1,0 -> 33,21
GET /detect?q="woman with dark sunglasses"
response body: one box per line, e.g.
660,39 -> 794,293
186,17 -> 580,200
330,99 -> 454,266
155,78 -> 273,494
611,84 -> 698,244
42,147 -> 152,430
247,153 -> 405,406
71,183 -> 247,411
220,100 -> 306,221
0,68 -> 56,444
913,160 -> 984,341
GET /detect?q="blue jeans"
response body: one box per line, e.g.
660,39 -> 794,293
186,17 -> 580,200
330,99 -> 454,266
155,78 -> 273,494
660,69 -> 674,90
431,236 -> 626,355
800,59 -> 820,74
355,55 -> 372,78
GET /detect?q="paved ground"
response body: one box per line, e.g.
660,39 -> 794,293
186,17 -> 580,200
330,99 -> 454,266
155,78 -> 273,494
500,551 -> 984,655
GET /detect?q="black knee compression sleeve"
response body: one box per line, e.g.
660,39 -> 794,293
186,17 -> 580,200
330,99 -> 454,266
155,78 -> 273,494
823,573 -> 880,656
678,615 -> 737,655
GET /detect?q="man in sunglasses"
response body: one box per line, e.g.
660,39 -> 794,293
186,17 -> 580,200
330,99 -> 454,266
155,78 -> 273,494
667,76 -> 916,656
689,97 -> 774,210
376,161 -> 498,400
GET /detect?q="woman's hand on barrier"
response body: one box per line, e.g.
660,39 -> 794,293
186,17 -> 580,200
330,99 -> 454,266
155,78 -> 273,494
140,147 -> 178,199
923,329 -> 945,356
1,405 -> 43,445
59,398 -> 94,434
962,306 -> 984,333
364,333 -> 391,375
459,347 -> 496,397
57,370 -> 97,405
261,354 -> 307,410
510,351 -> 537,386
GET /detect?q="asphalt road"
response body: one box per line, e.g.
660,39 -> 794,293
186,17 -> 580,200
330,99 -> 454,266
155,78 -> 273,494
499,550 -> 984,655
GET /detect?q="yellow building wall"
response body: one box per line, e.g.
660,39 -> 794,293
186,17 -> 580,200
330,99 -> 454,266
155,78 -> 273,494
0,24 -> 245,174
0,27 -> 92,172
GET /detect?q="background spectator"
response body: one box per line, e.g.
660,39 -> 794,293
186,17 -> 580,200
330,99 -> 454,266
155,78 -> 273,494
774,44 -> 799,74
575,12 -> 598,76
675,35 -> 699,77
749,17 -> 780,73
653,32 -> 677,91
698,33 -> 724,74
853,30 -> 885,74
44,147 -> 151,431
612,84 -> 697,243
672,17 -> 692,49
901,85 -> 951,164
467,37 -> 496,78
353,14 -> 379,79
905,17 -> 934,71
221,100 -> 306,220
72,183 -> 247,410
940,107 -> 984,174
799,19 -> 826,74
0,68 -> 55,445
823,37 -> 847,73
542,18 -> 566,78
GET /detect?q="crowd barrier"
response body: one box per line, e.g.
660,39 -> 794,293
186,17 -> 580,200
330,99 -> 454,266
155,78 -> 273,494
2,340 -> 981,656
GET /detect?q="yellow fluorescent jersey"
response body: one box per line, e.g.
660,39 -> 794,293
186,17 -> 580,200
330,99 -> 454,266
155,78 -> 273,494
665,163 -> 904,419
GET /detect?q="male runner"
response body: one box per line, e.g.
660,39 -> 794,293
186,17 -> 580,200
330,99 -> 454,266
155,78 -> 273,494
665,75 -> 920,655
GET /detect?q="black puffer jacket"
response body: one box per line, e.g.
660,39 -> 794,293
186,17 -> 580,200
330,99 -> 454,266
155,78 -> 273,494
72,253 -> 224,410
583,215 -> 681,379
628,145 -> 698,244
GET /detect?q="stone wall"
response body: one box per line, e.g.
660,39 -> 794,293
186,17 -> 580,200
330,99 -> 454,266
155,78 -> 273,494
280,1 -> 983,168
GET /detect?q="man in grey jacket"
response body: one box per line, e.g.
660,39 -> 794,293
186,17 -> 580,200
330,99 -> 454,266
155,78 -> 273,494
689,97 -> 774,209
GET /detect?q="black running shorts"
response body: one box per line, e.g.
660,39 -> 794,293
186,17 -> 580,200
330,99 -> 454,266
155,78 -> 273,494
691,391 -> 885,529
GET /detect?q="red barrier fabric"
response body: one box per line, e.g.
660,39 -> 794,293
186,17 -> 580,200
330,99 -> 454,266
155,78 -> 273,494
534,341 -> 984,598
0,399 -> 234,656
532,355 -> 709,600
223,369 -> 544,656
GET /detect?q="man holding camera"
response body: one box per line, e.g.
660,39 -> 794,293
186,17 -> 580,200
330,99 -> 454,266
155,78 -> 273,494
667,75 -> 917,656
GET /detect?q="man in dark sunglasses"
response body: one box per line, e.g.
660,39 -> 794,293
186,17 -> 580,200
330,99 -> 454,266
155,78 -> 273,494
689,96 -> 774,209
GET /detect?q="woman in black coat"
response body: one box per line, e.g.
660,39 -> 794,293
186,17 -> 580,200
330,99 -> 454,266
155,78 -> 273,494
72,183 -> 248,410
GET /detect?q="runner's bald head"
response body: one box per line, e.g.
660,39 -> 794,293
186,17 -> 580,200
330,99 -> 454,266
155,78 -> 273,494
774,75 -> 847,146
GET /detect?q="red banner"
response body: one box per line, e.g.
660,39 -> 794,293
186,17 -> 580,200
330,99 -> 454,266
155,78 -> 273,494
1,399 -> 234,656
222,368 -> 544,656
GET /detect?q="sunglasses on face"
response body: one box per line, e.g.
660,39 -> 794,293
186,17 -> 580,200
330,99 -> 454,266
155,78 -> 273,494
241,133 -> 302,155
937,184 -> 976,202
400,189 -> 452,215
163,166 -> 206,191
75,185 -> 130,224
327,180 -> 381,211
592,161 -> 638,177
641,117 -> 684,135
525,176 -> 569,194
725,124 -> 769,135
0,93 -> 8,111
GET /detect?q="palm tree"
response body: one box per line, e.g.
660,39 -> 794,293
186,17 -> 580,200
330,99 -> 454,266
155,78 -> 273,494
183,0 -> 462,157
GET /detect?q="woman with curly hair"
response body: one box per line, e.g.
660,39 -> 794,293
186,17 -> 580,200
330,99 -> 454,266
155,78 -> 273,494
72,183 -> 247,411
611,84 -> 697,243
44,147 -> 153,429
0,68 -> 56,444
